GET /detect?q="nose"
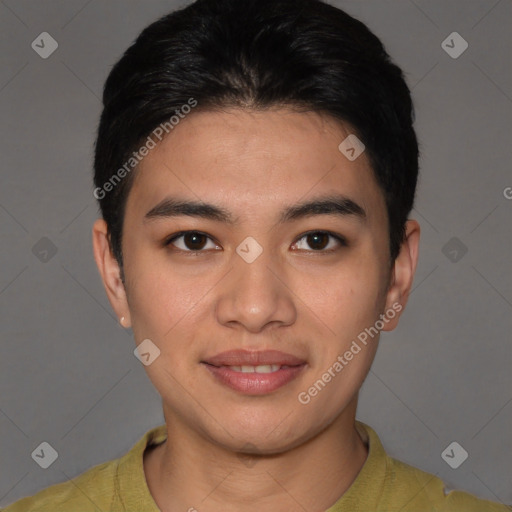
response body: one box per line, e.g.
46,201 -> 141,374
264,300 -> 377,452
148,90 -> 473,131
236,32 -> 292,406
215,242 -> 297,333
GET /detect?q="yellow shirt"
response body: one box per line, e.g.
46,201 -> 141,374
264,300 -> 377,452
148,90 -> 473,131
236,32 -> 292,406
2,421 -> 510,512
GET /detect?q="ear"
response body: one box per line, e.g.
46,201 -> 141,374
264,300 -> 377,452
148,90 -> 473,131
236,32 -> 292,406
381,219 -> 420,331
92,218 -> 132,327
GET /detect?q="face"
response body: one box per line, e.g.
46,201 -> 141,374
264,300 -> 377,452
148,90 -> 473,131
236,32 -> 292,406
94,108 -> 418,453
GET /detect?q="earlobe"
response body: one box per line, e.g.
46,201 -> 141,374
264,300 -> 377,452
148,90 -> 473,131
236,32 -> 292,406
92,219 -> 132,326
381,219 -> 420,331
119,316 -> 131,329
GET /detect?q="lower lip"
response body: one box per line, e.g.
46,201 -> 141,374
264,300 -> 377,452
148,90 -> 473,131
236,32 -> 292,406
202,363 -> 306,395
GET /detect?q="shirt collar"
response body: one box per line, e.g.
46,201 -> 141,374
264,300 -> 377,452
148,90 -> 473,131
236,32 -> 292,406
112,420 -> 386,512
325,421 -> 387,511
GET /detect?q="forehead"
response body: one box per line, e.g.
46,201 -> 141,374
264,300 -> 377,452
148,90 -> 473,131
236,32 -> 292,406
126,108 -> 385,223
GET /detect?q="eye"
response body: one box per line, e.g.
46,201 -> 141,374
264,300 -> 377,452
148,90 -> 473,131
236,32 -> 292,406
292,230 -> 347,252
165,231 -> 221,253
164,229 -> 347,254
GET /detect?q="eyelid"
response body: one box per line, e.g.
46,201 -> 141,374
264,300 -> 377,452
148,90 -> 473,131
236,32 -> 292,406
293,230 -> 348,251
164,229 -> 347,252
164,230 -> 220,250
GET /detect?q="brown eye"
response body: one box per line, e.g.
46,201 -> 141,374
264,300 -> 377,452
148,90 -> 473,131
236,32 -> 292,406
293,231 -> 347,252
183,232 -> 208,250
307,232 -> 329,250
165,231 -> 220,252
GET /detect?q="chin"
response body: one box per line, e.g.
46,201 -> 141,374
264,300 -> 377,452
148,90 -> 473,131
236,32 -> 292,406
204,411 -> 317,454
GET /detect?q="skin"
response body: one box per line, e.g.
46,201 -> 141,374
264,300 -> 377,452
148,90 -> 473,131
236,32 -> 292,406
93,108 -> 420,512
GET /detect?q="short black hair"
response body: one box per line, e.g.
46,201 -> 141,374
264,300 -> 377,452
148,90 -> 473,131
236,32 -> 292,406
93,0 -> 419,272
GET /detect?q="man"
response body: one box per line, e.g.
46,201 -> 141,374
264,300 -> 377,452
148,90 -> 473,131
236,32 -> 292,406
3,0 -> 510,511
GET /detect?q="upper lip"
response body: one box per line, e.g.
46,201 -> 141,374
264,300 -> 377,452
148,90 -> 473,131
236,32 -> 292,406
202,350 -> 306,367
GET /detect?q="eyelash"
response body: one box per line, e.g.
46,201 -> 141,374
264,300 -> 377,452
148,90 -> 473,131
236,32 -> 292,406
163,230 -> 348,255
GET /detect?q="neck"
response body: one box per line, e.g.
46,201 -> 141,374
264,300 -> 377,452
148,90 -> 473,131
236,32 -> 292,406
144,398 -> 368,512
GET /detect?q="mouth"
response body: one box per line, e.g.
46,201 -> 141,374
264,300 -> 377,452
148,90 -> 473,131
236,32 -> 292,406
213,364 -> 292,373
201,350 -> 307,395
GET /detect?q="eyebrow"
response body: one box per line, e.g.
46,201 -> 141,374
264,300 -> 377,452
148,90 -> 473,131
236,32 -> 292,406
144,194 -> 367,225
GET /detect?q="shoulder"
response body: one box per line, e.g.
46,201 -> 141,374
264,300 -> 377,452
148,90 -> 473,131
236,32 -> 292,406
1,458 -> 120,512
1,425 -> 166,512
354,422 -> 511,512
385,455 -> 511,511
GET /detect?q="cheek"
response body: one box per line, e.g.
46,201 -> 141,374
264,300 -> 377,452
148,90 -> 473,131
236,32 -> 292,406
298,257 -> 384,341
123,241 -> 195,324
124,260 -> 185,342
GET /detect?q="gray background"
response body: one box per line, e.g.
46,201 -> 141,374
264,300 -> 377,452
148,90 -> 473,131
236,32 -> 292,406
1,0 -> 511,508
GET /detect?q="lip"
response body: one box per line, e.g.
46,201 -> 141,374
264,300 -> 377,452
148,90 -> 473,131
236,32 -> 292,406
202,349 -> 306,367
201,350 -> 307,395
